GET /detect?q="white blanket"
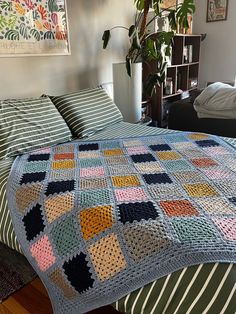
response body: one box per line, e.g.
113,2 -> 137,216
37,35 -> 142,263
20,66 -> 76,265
193,82 -> 236,119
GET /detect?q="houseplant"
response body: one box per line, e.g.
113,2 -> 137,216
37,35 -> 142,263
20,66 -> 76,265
102,0 -> 195,122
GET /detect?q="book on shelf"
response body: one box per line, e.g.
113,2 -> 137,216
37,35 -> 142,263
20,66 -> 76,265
183,45 -> 193,63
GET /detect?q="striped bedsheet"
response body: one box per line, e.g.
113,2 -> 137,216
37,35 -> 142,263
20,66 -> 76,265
114,263 -> 236,314
0,158 -> 21,252
0,122 -> 236,314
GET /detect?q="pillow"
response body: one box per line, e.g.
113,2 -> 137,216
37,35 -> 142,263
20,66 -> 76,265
0,96 -> 72,159
49,87 -> 123,138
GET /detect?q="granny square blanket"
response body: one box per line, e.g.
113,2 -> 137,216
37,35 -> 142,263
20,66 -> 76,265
7,132 -> 236,314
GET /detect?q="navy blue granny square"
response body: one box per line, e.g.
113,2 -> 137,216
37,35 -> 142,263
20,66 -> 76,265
22,204 -> 45,241
130,154 -> 156,163
78,144 -> 99,151
63,252 -> 94,293
20,172 -> 46,185
45,180 -> 75,196
118,201 -> 158,224
149,144 -> 172,151
143,173 -> 173,185
28,154 -> 50,162
228,197 -> 236,206
196,140 -> 220,148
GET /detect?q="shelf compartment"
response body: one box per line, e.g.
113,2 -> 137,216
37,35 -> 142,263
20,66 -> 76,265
184,36 -> 201,63
176,65 -> 188,91
188,63 -> 199,89
163,67 -> 177,97
171,36 -> 184,65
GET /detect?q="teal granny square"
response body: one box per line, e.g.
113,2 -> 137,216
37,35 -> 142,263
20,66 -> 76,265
79,189 -> 112,208
80,158 -> 103,168
102,141 -> 121,149
24,161 -> 49,173
172,218 -> 218,242
164,160 -> 193,172
51,216 -> 79,257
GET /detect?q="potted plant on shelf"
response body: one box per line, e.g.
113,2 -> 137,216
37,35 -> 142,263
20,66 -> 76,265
102,0 -> 195,123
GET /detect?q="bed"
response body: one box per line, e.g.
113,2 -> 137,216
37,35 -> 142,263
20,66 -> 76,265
0,89 -> 236,314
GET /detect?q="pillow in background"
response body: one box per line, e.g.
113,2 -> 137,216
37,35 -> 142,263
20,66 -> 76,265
49,87 -> 123,138
0,96 -> 72,159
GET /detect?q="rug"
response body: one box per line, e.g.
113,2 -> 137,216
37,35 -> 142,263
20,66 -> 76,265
0,242 -> 36,302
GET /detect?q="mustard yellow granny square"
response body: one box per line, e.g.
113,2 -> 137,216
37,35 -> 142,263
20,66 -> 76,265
156,151 -> 181,160
184,183 -> 219,198
80,205 -> 113,240
112,175 -> 140,188
52,160 -> 75,170
103,149 -> 124,156
188,133 -> 209,140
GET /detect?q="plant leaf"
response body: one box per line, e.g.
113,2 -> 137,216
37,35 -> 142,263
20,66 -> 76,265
168,10 -> 177,31
129,25 -> 136,37
126,57 -> 132,77
176,0 -> 195,30
152,0 -> 162,15
102,30 -> 111,49
160,61 -> 167,75
144,73 -> 159,96
145,38 -> 158,60
134,0 -> 145,11
132,33 -> 141,50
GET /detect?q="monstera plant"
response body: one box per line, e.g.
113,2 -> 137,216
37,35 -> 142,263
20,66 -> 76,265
102,0 -> 195,97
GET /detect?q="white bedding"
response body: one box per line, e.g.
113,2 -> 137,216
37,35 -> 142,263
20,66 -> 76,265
194,82 -> 236,119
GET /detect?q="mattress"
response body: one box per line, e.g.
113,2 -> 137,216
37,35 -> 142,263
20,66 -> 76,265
1,122 -> 236,313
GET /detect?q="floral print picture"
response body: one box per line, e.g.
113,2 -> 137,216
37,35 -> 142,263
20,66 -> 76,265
0,0 -> 70,55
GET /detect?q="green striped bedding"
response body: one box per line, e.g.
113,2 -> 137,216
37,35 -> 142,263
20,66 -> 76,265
0,96 -> 72,159
0,158 -> 21,252
0,122 -> 235,313
114,263 -> 236,314
49,87 -> 123,138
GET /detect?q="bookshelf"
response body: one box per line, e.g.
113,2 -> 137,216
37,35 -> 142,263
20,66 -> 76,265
144,34 -> 201,127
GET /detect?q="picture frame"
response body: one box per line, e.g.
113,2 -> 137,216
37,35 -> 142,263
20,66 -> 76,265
160,0 -> 177,10
206,0 -> 228,22
0,0 -> 70,57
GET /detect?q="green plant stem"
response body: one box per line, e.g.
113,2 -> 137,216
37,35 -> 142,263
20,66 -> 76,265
110,26 -> 129,31
140,0 -> 152,38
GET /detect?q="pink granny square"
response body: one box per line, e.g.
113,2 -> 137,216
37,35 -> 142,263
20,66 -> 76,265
126,146 -> 149,155
213,218 -> 236,241
201,167 -> 232,180
30,235 -> 56,271
80,167 -> 105,177
115,187 -> 148,202
203,147 -> 230,156
31,147 -> 51,155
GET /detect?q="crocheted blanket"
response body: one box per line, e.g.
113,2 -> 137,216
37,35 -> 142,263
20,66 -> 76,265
7,132 -> 236,314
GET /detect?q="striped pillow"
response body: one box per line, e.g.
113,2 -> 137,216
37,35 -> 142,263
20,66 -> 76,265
0,96 -> 72,159
49,87 -> 123,138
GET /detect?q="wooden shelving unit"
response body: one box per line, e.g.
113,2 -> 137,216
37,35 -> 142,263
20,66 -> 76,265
145,34 -> 201,127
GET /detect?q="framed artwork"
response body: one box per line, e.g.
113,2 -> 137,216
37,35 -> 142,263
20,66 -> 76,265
207,0 -> 228,22
160,0 -> 177,10
0,0 -> 70,56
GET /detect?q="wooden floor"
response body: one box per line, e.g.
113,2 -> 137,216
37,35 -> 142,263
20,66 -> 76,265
0,277 -> 120,314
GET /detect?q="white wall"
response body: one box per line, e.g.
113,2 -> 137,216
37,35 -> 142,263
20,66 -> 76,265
0,1 -> 134,99
193,0 -> 236,87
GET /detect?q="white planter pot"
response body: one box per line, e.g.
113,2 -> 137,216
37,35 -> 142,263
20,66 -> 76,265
113,62 -> 142,123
